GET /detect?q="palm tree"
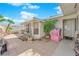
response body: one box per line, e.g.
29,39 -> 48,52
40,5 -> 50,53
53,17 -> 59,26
5,19 -> 15,33
0,15 -> 15,34
0,15 -> 6,37
0,15 -> 5,22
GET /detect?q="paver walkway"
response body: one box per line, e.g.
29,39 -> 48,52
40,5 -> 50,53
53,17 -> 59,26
53,39 -> 74,56
1,34 -> 58,56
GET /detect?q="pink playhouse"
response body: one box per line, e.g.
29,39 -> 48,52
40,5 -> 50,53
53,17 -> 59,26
50,29 -> 61,42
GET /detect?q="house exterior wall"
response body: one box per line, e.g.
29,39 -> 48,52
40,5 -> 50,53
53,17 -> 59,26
52,3 -> 79,39
55,20 -> 63,29
77,5 -> 79,32
55,19 -> 63,39
54,14 -> 77,39
61,14 -> 77,19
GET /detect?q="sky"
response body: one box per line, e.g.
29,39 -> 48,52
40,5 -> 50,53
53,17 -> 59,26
0,3 -> 63,24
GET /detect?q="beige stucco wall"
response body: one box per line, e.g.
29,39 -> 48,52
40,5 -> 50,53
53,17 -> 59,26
55,19 -> 63,39
61,13 -> 77,19
53,3 -> 79,39
55,20 -> 63,29
54,13 -> 77,30
54,13 -> 77,39
77,7 -> 79,32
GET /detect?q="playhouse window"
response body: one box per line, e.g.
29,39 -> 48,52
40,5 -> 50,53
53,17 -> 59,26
34,28 -> 39,34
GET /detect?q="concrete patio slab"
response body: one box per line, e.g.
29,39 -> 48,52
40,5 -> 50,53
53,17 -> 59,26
53,39 -> 74,56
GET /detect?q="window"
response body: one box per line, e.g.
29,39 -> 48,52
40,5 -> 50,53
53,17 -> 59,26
34,28 -> 39,34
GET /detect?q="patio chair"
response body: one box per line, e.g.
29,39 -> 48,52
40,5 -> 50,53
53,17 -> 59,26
0,38 -> 7,55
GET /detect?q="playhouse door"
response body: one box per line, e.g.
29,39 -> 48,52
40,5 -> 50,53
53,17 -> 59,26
33,22 -> 39,39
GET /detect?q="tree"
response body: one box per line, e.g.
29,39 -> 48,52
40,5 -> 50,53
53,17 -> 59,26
0,15 -> 6,36
0,15 -> 5,22
44,20 -> 57,36
0,15 -> 15,34
5,19 -> 15,33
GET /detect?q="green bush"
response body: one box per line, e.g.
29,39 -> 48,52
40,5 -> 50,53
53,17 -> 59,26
44,20 -> 57,35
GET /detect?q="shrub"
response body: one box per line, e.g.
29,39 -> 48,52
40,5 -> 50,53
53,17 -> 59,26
44,20 -> 57,35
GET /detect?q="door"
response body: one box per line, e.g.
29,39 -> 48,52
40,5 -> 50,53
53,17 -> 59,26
63,19 -> 75,38
33,22 -> 39,39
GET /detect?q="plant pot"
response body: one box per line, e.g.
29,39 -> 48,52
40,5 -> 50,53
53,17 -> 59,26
28,37 -> 32,41
45,35 -> 50,42
46,36 -> 50,39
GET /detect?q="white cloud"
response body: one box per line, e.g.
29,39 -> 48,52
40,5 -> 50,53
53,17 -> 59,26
22,6 -> 27,9
8,3 -> 24,6
9,3 -> 40,9
28,5 -> 40,9
54,6 -> 62,14
26,3 -> 40,9
3,16 -> 24,24
20,11 -> 38,20
13,19 -> 24,23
